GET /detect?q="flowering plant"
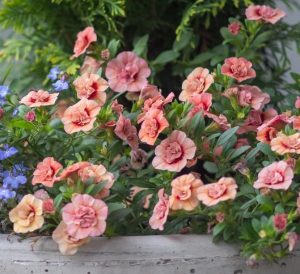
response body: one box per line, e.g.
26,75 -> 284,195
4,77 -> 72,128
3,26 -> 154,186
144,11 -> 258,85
0,4 -> 300,263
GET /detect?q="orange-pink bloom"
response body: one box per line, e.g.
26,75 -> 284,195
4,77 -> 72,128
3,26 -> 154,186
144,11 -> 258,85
228,22 -> 241,35
62,194 -> 108,240
270,132 -> 300,155
73,73 -> 108,105
221,57 -> 256,82
152,130 -> 196,172
169,174 -> 203,211
20,89 -> 59,107
295,97 -> 300,109
72,26 -> 97,58
246,5 -> 286,24
197,177 -> 237,206
179,67 -> 214,101
32,157 -> 62,187
61,98 -> 101,134
188,93 -> 212,117
205,113 -> 231,131
257,127 -> 278,144
257,113 -> 293,131
139,84 -> 161,100
293,116 -> 300,130
80,56 -> 102,74
253,161 -> 294,190
59,162 -> 91,182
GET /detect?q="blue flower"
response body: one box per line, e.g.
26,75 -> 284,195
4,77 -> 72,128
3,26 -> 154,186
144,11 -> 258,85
12,107 -> 19,117
13,163 -> 28,174
3,173 -> 27,189
0,144 -> 18,160
47,67 -> 61,81
0,187 -> 16,201
0,97 -> 6,106
0,85 -> 10,98
53,79 -> 69,92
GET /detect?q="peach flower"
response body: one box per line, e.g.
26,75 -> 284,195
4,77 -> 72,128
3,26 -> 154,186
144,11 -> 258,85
271,133 -> 300,155
152,130 -> 196,172
62,194 -> 108,240
179,67 -> 214,101
205,113 -> 231,131
197,177 -> 237,206
73,73 -> 108,105
257,127 -> 278,144
221,57 -> 256,82
32,157 -> 62,187
188,93 -> 212,117
273,213 -> 287,232
295,97 -> 300,109
149,189 -> 169,230
293,116 -> 300,130
52,221 -> 90,255
129,186 -> 152,209
72,26 -> 97,58
111,99 -> 124,115
20,89 -> 59,107
59,162 -> 91,182
138,108 -> 169,145
246,5 -> 286,24
9,194 -> 44,233
105,51 -> 151,92
61,98 -> 101,134
253,161 -> 294,190
139,84 -> 161,100
257,113 -> 293,131
287,232 -> 299,252
80,56 -> 102,74
228,22 -> 241,35
169,174 -> 203,211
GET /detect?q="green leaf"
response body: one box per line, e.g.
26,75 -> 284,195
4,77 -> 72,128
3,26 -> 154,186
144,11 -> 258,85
213,222 -> 226,237
251,218 -> 261,233
85,182 -> 107,196
173,30 -> 192,51
228,145 -> 250,160
108,39 -> 121,57
203,161 -> 218,173
54,193 -> 63,209
133,34 -> 149,56
108,208 -> 132,222
251,31 -> 274,48
216,126 -> 239,147
153,50 -> 180,65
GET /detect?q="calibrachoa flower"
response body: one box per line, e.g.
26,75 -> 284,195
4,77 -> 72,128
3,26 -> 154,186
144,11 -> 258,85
105,51 -> 151,92
72,26 -> 97,58
0,144 -> 18,160
221,57 -> 256,82
61,98 -> 101,134
24,111 -> 36,122
9,194 -> 44,233
80,56 -> 102,74
245,5 -> 286,24
152,130 -> 196,172
293,116 -> 300,130
169,174 -> 203,211
270,132 -> 300,155
287,232 -> 299,252
253,161 -> 294,190
62,194 -> 108,240
59,162 -> 91,182
258,113 -> 293,131
295,97 -> 300,109
256,127 -> 278,144
20,89 -> 59,107
130,149 -> 148,170
139,84 -> 161,100
228,22 -> 241,35
188,93 -> 212,117
205,113 -> 231,131
197,177 -> 237,206
73,73 -> 108,105
179,67 -> 214,101
149,188 -> 169,230
273,213 -> 287,232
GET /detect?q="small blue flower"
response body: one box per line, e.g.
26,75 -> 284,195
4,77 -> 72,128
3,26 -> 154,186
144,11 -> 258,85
0,85 -> 10,98
47,67 -> 61,81
0,187 -> 16,201
0,97 -> 6,106
0,144 -> 18,160
53,79 -> 69,92
13,163 -> 28,174
3,173 -> 27,189
12,107 -> 19,117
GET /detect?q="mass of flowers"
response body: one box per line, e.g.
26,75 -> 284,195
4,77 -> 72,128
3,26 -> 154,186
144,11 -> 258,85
0,3 -> 299,264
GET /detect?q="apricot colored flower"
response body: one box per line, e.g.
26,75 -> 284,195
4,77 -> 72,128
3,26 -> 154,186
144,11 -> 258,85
32,157 -> 62,187
287,232 -> 299,252
179,67 -> 214,101
293,116 -> 300,130
295,97 -> 300,109
152,130 -> 196,172
253,161 -> 294,190
9,194 -> 44,233
105,51 -> 151,92
273,213 -> 287,232
52,221 -> 90,255
197,177 -> 237,206
221,57 -> 256,82
271,133 -> 300,155
258,113 -> 293,131
20,89 -> 58,107
61,98 -> 101,134
228,22 -> 241,35
62,194 -> 108,240
205,113 -> 231,131
257,127 -> 278,144
72,26 -> 97,58
149,189 -> 169,230
169,174 -> 203,211
139,84 -> 161,100
80,56 -> 102,74
188,93 -> 212,117
73,73 -> 108,105
246,5 -> 286,24
138,108 -> 169,145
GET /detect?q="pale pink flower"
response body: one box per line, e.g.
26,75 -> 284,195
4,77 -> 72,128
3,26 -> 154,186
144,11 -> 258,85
221,57 -> 256,82
61,98 -> 101,134
253,161 -> 294,190
205,113 -> 231,131
105,51 -> 151,92
257,127 -> 278,144
246,5 -> 286,24
295,97 -> 300,109
43,199 -> 55,214
271,132 -> 300,155
139,84 -> 161,100
179,67 -> 214,101
228,22 -> 241,35
72,26 -> 97,58
20,89 -> 59,107
80,56 -> 102,74
197,177 -> 237,206
152,130 -> 196,172
273,213 -> 287,232
130,149 -> 148,170
32,157 -> 62,187
59,162 -> 91,182
100,49 -> 110,60
73,73 -> 108,105
62,194 -> 108,240
111,99 -> 124,115
25,111 -> 36,122
34,189 -> 50,201
188,93 -> 212,117
169,174 -> 203,211
257,113 -> 293,131
149,189 -> 170,230
287,232 -> 299,252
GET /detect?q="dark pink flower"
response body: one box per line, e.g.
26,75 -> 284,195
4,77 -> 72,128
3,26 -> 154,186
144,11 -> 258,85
273,213 -> 287,232
228,22 -> 241,35
25,111 -> 36,122
72,27 -> 97,58
188,93 -> 212,117
295,97 -> 300,109
246,5 -> 286,24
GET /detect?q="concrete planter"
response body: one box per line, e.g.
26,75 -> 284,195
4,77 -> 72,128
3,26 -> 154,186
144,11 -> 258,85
0,234 -> 299,274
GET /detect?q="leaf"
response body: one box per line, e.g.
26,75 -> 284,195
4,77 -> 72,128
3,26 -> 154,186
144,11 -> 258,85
108,208 -> 132,222
85,182 -> 107,196
153,50 -> 180,65
251,31 -> 274,48
203,161 -> 218,173
213,222 -> 226,237
108,39 -> 121,57
216,126 -> 239,147
228,145 -> 250,160
251,218 -> 261,233
133,34 -> 149,56
54,193 -> 63,209
173,30 -> 192,51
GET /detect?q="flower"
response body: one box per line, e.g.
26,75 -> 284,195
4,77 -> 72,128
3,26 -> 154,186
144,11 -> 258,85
188,93 -> 212,117
9,194 -> 44,233
53,78 -> 69,92
72,26 -> 97,58
25,111 -> 36,122
197,177 -> 237,206
221,57 -> 256,82
253,161 -> 294,190
0,187 -> 16,201
287,232 -> 299,252
47,67 -> 61,81
139,84 -> 161,101
228,22 -> 241,35
111,99 -> 124,115
138,108 -> 169,145
246,5 -> 286,24
129,186 -> 152,209
273,213 -> 287,232
257,113 -> 293,131
257,127 -> 278,144
62,194 -> 108,240
295,97 -> 300,109
73,73 -> 108,105
61,98 -> 101,134
205,113 -> 231,131
169,174 -> 203,211
80,56 -> 102,74
293,116 -> 300,130
52,221 -> 90,255
101,49 -> 110,60
130,149 -> 148,170
43,199 -> 55,214
149,189 -> 169,230
20,89 -> 59,107
34,189 -> 50,200
0,107 -> 4,119
0,85 -> 11,98
32,157 -> 62,187
59,162 -> 91,182
105,51 -> 151,92
3,171 -> 27,189
179,67 -> 214,101
152,130 -> 196,172
0,144 -> 18,160
270,133 -> 300,155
